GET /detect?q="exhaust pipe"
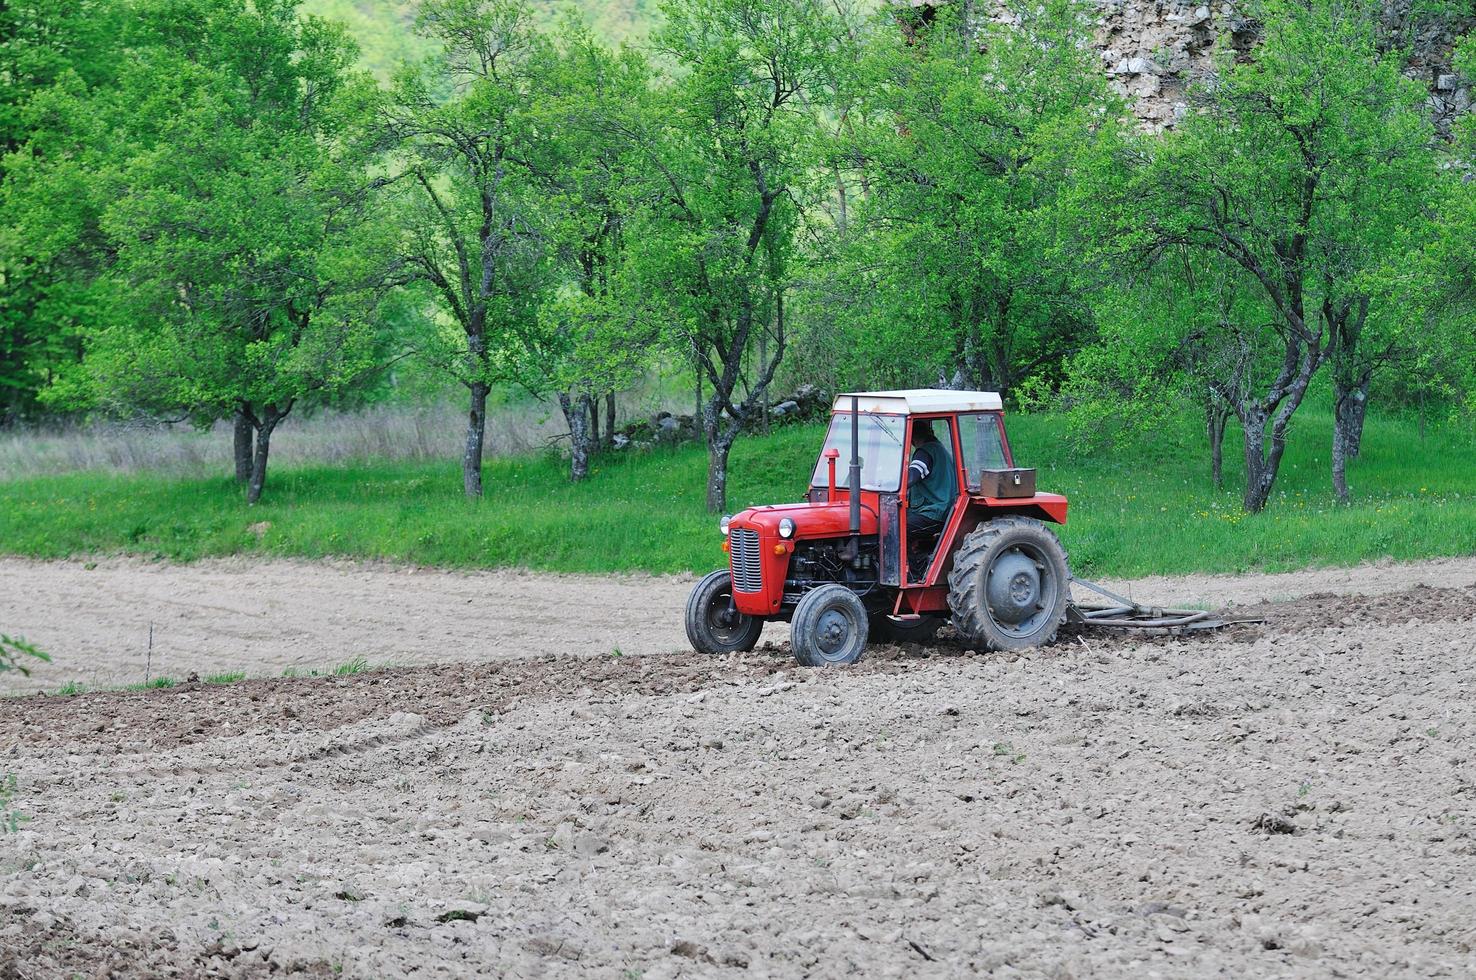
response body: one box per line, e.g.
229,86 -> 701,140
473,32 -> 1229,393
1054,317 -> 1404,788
848,395 -> 861,538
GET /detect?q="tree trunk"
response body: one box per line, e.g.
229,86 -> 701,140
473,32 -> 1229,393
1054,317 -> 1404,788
1327,298 -> 1372,503
588,396 -> 600,450
705,429 -> 732,514
1239,397 -> 1299,514
1240,410 -> 1275,513
1332,378 -> 1370,504
1206,398 -> 1229,490
603,392 -> 615,447
245,406 -> 286,506
463,380 -> 489,498
834,169 -> 848,237
233,411 -> 254,486
759,325 -> 770,435
560,391 -> 594,483
694,362 -> 703,447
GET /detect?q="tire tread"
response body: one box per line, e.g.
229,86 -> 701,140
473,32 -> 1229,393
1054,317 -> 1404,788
946,516 -> 1069,651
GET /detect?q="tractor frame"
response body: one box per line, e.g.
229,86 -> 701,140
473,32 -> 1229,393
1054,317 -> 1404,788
684,389 -> 1246,666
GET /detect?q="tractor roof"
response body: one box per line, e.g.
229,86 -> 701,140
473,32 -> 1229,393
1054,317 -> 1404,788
833,389 -> 1004,415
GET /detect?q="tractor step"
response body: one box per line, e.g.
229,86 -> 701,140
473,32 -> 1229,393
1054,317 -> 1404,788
1066,577 -> 1262,633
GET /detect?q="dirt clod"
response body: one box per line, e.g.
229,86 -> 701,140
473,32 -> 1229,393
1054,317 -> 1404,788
3,560 -> 1476,976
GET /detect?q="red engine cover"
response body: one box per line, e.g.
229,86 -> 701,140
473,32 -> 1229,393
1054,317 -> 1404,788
725,493 -> 880,616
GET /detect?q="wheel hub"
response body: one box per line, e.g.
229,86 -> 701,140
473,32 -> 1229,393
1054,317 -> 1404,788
986,549 -> 1042,628
814,607 -> 855,656
707,594 -> 745,641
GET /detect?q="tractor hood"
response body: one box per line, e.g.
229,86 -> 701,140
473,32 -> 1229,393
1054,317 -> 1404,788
729,499 -> 879,540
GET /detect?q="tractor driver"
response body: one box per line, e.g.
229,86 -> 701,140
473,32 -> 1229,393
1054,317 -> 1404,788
906,419 -> 956,539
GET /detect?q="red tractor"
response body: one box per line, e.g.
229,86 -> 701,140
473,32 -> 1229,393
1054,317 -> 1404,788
686,390 -> 1079,666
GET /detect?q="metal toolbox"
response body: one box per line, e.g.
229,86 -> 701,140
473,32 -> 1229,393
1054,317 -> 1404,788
976,468 -> 1036,498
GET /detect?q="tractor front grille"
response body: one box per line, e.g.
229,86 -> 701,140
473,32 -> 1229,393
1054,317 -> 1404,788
730,528 -> 763,593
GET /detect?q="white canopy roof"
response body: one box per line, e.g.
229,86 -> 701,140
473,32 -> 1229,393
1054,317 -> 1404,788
832,389 -> 1004,415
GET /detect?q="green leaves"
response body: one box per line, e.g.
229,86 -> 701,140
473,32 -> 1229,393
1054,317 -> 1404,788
1069,0 -> 1443,509
0,0 -> 399,500
0,634 -> 50,677
805,0 -> 1122,397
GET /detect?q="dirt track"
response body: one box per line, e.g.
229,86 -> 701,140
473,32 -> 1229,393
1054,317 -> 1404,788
2,560 -> 1476,977
6,554 -> 1476,694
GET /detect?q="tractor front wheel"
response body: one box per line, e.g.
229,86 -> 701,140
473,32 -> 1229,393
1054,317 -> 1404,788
685,569 -> 763,655
791,584 -> 870,667
947,516 -> 1070,652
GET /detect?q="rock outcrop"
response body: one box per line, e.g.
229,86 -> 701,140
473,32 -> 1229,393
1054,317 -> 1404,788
907,0 -> 1473,132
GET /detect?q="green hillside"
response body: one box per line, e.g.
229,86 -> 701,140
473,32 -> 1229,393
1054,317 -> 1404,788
301,0 -> 662,78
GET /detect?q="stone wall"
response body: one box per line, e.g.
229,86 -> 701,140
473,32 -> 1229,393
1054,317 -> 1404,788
1092,1 -> 1258,130
1096,1 -> 1473,132
908,0 -> 1473,132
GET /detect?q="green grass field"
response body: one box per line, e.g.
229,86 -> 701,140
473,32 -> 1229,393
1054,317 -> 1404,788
0,405 -> 1473,579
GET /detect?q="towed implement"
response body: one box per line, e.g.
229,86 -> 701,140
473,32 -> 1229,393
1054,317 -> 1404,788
686,390 -> 1247,667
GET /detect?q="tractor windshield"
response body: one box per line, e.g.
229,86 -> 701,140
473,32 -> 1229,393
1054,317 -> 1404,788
809,413 -> 906,492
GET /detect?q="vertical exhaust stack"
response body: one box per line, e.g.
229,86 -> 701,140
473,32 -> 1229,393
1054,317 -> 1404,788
848,395 -> 861,539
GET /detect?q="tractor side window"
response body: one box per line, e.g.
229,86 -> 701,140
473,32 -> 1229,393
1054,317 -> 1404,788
958,413 -> 1009,493
809,413 -> 906,492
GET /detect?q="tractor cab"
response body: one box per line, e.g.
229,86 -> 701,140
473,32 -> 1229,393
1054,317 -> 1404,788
686,389 -> 1071,667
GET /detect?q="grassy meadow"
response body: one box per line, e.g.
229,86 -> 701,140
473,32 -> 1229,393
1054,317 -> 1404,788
0,402 -> 1472,579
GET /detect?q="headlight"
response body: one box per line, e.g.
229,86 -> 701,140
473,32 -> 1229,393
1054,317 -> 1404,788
778,518 -> 795,539
719,515 -> 731,536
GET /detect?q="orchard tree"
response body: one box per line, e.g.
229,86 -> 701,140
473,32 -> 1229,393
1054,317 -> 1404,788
1418,34 -> 1476,418
11,0 -> 395,502
1118,0 -> 1435,511
1060,261 -> 1264,490
821,0 -> 1118,396
0,0 -> 122,424
632,0 -> 850,513
505,28 -> 659,482
386,0 -> 553,498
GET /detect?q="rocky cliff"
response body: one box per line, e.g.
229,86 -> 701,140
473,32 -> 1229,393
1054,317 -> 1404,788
920,0 -> 1473,131
1092,1 -> 1471,130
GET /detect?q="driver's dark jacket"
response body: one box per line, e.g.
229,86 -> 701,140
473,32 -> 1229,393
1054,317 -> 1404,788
908,440 -> 956,522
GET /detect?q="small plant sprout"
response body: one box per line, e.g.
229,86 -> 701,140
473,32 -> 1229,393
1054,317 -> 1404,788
0,774 -> 28,833
992,742 -> 1026,765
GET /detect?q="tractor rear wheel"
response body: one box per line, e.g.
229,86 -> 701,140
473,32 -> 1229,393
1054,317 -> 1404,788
685,569 -> 763,655
791,584 -> 870,667
947,516 -> 1069,652
871,615 -> 942,646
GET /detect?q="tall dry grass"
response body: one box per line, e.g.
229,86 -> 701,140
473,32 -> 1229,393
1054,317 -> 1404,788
0,399 -> 577,481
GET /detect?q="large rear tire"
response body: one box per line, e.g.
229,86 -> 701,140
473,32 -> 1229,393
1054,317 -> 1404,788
947,516 -> 1069,652
791,584 -> 870,667
685,569 -> 762,655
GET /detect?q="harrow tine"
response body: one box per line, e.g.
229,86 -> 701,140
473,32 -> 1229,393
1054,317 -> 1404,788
1067,577 -> 1263,633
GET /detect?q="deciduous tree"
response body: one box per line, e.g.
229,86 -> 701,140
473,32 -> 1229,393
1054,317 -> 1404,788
631,0 -> 849,512
505,27 -> 659,482
1115,0 -> 1435,511
0,0 -> 121,424
386,0 -> 553,498
819,0 -> 1118,397
11,0 -> 396,502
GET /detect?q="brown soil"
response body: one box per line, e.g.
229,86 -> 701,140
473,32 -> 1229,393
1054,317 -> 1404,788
6,554 -> 1476,695
2,569 -> 1476,977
